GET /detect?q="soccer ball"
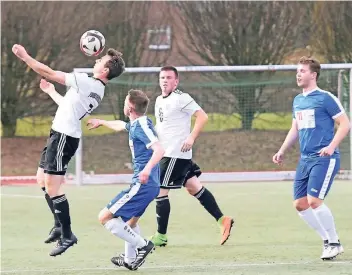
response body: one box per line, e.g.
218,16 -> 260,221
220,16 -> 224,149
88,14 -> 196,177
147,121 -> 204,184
80,30 -> 105,56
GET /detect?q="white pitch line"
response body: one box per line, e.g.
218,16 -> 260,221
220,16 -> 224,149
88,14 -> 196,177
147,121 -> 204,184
1,261 -> 352,274
1,194 -> 43,199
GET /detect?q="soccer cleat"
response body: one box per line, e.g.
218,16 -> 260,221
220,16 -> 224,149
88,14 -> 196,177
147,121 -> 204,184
321,242 -> 343,260
111,253 -> 125,267
219,216 -> 234,245
149,232 -> 168,247
131,240 -> 155,270
111,253 -> 143,271
44,226 -> 61,244
321,240 -> 329,258
49,233 -> 78,257
338,243 -> 344,255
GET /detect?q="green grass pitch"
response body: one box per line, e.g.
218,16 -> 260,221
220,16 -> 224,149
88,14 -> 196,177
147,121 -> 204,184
1,181 -> 351,275
1,113 -> 292,137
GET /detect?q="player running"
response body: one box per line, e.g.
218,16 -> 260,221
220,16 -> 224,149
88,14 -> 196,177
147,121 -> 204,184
273,56 -> 350,260
12,44 -> 125,256
150,66 -> 234,247
87,89 -> 164,270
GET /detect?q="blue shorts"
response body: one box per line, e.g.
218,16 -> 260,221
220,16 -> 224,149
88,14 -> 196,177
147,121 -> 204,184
106,183 -> 159,222
293,157 -> 340,200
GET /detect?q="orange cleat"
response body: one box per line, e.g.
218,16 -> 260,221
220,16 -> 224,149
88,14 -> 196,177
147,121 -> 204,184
220,216 -> 234,245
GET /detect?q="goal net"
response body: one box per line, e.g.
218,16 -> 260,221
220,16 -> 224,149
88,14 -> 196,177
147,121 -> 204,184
67,65 -> 352,184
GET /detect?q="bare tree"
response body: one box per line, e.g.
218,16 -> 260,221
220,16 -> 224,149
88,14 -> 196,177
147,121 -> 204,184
310,2 -> 352,63
102,2 -> 171,121
175,2 -> 306,130
1,2 -> 171,136
1,2 -> 108,136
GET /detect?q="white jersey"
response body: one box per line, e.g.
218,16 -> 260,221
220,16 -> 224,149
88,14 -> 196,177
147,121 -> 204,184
52,73 -> 105,138
155,89 -> 201,159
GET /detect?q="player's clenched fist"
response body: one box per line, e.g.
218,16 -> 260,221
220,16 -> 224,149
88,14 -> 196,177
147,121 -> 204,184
87,118 -> 102,130
319,146 -> 335,157
272,150 -> 284,165
181,135 -> 195,152
39,79 -> 55,94
139,168 -> 151,184
12,44 -> 28,61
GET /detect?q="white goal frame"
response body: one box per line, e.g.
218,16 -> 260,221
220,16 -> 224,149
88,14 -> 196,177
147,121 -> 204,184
72,64 -> 352,185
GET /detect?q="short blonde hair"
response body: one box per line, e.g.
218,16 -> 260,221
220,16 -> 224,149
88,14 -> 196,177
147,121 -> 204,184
128,89 -> 150,115
298,56 -> 321,80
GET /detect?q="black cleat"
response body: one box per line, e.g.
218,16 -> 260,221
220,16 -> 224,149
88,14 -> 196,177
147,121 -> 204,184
49,233 -> 78,257
131,240 -> 155,270
111,253 -> 142,271
111,253 -> 125,267
44,227 -> 61,244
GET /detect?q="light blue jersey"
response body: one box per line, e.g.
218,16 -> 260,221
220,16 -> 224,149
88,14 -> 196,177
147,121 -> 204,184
292,89 -> 345,159
125,116 -> 160,187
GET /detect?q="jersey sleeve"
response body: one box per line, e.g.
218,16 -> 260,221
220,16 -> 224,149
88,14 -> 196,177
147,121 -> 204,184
324,93 -> 345,119
125,122 -> 131,132
65,73 -> 91,95
136,120 -> 159,149
179,93 -> 201,115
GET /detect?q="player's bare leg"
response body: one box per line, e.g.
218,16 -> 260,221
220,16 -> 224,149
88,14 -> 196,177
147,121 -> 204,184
37,167 -> 62,243
150,188 -> 170,247
185,176 -> 234,245
46,174 -> 77,257
99,210 -> 154,270
308,196 -> 343,260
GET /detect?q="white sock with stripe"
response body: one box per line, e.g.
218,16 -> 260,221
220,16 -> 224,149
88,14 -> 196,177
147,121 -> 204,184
104,218 -> 146,248
313,204 -> 339,243
298,207 -> 328,241
124,224 -> 141,264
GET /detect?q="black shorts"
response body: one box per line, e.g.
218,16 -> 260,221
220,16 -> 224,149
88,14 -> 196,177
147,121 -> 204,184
160,157 -> 202,189
39,129 -> 80,175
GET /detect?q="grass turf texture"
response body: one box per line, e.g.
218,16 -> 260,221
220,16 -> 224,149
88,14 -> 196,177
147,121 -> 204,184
1,181 -> 351,275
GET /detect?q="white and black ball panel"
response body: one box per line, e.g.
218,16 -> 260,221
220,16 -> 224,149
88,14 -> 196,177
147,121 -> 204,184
80,30 -> 105,56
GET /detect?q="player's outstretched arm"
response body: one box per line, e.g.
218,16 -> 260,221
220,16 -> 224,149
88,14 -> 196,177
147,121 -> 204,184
273,119 -> 298,164
87,119 -> 127,132
39,79 -> 63,105
12,44 -> 66,85
181,109 -> 208,152
139,141 -> 165,184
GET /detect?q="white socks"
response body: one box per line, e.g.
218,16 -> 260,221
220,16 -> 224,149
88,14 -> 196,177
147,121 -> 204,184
313,204 -> 339,243
124,225 -> 141,264
104,218 -> 146,248
298,207 -> 328,241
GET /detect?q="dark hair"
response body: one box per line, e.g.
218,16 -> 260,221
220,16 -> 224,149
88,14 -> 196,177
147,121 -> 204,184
128,89 -> 150,115
160,66 -> 178,78
298,56 -> 321,80
104,48 -> 125,80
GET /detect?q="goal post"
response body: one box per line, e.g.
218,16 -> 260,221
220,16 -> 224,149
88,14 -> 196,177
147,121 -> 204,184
68,64 -> 352,185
